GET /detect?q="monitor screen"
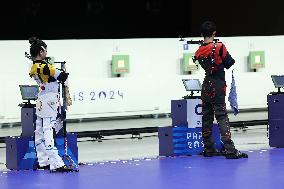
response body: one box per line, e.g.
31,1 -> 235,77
271,75 -> 284,88
182,79 -> 202,91
19,85 -> 39,100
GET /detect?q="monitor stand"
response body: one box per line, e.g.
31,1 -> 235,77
269,87 -> 284,95
18,100 -> 36,108
182,91 -> 200,99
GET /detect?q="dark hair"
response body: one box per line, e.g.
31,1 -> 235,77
200,21 -> 216,38
29,37 -> 47,58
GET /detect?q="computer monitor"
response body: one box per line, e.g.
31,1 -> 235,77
19,85 -> 39,101
182,79 -> 202,91
271,75 -> 284,88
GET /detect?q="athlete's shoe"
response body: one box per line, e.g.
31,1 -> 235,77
225,151 -> 248,159
50,165 -> 73,173
203,148 -> 225,157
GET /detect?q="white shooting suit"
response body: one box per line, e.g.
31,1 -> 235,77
30,60 -> 64,170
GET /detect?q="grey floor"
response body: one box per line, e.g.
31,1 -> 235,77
0,111 -> 269,170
